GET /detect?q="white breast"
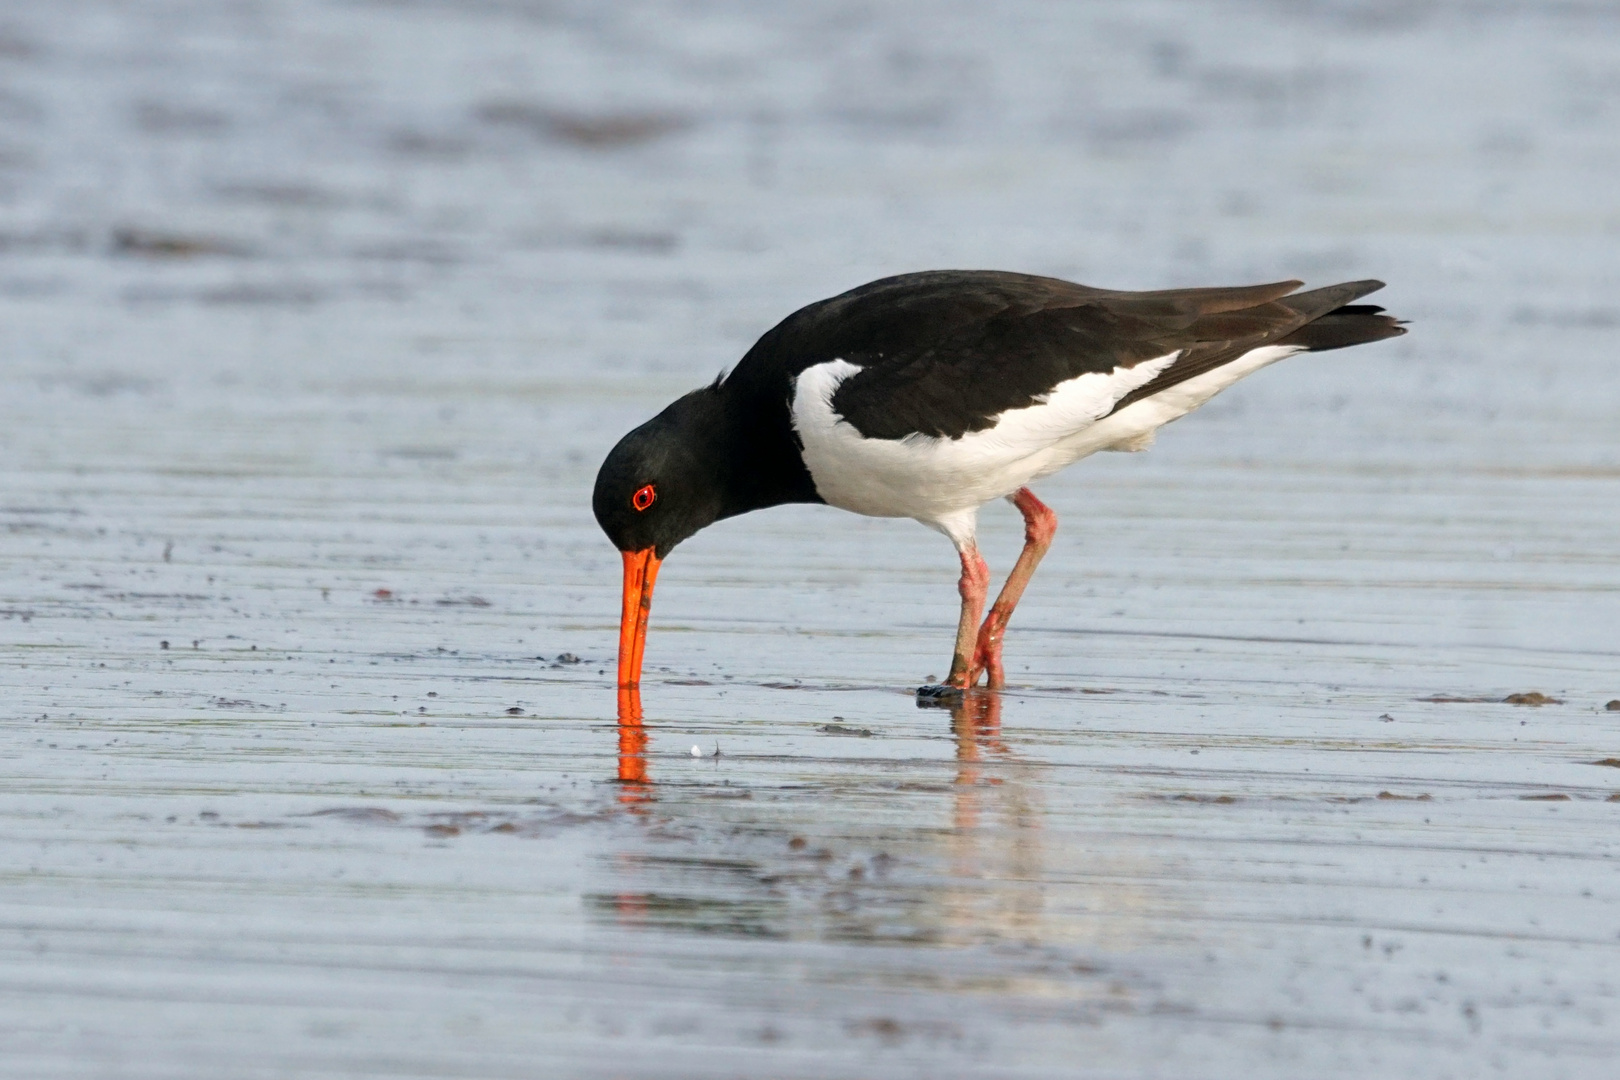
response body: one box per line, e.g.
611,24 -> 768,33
789,354 -> 1173,523
789,345 -> 1303,539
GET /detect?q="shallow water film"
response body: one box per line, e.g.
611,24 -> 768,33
5,1 -> 1620,1077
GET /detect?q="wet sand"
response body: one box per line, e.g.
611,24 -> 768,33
3,2 -> 1620,1077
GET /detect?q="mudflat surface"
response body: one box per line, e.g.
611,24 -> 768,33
3,2 -> 1619,1077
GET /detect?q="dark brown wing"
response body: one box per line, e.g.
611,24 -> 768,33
725,270 -> 1400,441
1106,279 -> 1403,416
827,275 -> 1312,439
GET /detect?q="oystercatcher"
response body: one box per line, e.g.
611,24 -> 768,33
594,271 -> 1403,691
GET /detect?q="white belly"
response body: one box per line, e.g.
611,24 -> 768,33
790,345 -> 1301,536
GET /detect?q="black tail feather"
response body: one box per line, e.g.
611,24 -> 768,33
1106,283 -> 1406,417
1276,303 -> 1406,352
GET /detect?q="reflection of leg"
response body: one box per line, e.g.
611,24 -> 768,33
946,543 -> 991,689
971,488 -> 1058,689
966,686 -> 1003,744
950,690 -> 1005,834
952,688 -> 1004,747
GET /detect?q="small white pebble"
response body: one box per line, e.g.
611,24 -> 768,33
690,745 -> 703,757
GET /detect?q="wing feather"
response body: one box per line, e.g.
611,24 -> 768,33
726,271 -> 1398,441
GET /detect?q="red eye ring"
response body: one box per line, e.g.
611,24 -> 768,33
631,484 -> 656,512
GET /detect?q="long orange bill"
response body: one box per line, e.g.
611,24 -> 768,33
617,548 -> 662,689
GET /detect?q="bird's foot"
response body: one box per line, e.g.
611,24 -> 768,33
968,617 -> 1009,689
944,649 -> 977,689
915,683 -> 965,708
920,652 -> 979,705
977,654 -> 1006,690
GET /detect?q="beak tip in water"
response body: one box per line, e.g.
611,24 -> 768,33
617,547 -> 661,690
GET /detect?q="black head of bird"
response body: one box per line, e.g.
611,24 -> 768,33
593,384 -> 736,688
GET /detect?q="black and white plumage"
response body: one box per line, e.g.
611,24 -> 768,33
594,270 -> 1405,692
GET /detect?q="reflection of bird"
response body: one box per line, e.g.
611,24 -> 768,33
941,690 -> 1044,943
595,271 -> 1404,691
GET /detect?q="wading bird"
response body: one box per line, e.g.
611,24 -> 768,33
594,271 -> 1403,692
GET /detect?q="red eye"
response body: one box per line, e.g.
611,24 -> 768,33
631,484 -> 656,512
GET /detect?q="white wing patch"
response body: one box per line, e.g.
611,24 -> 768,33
1073,344 -> 1303,456
791,344 -> 1304,538
791,353 -> 1179,530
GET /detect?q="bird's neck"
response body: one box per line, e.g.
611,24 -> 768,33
712,379 -> 823,519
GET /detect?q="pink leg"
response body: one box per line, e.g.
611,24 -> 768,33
945,543 -> 991,689
970,488 -> 1058,689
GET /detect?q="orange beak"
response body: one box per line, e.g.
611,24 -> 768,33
617,548 -> 662,688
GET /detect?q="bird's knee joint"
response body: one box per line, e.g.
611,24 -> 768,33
959,568 -> 989,598
958,550 -> 990,590
1025,510 -> 1057,548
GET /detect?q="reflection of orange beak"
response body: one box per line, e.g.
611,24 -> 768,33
617,548 -> 661,688
616,685 -> 649,790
